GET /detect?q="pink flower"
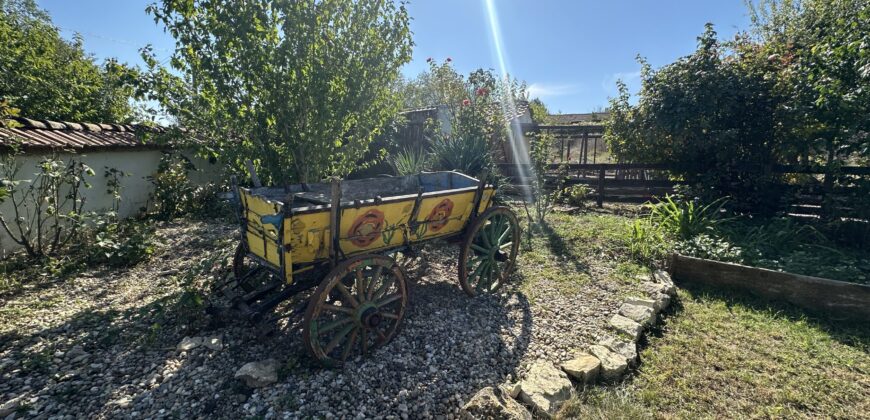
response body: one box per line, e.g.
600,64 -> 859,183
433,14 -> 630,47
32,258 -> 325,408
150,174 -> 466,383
475,87 -> 488,96
462,99 -> 471,106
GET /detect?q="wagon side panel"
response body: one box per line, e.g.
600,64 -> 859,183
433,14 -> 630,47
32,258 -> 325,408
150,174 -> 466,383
339,200 -> 410,255
239,189 -> 284,269
283,210 -> 331,265
411,187 -> 494,240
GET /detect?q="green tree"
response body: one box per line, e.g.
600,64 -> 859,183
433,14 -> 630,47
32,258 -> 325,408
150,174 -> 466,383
142,0 -> 413,185
0,0 -> 138,122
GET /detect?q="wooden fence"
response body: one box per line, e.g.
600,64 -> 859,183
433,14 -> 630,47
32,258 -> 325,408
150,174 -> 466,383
497,163 -> 870,218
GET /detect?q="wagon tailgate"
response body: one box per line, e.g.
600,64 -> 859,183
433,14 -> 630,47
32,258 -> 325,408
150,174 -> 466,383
238,188 -> 285,270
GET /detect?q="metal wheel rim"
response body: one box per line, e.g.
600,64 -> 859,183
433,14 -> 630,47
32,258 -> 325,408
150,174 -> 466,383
303,255 -> 408,366
459,207 -> 520,296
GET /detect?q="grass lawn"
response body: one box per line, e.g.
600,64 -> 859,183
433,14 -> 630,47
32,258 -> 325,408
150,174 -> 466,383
558,284 -> 870,419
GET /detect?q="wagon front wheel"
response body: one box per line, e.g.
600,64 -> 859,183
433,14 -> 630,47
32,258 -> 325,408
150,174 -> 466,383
459,206 -> 520,296
303,254 -> 409,366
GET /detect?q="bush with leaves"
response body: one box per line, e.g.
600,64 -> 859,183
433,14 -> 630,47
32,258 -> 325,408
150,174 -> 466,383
390,147 -> 430,176
0,149 -> 94,258
147,152 -> 196,220
560,184 -> 592,208
141,0 -> 413,185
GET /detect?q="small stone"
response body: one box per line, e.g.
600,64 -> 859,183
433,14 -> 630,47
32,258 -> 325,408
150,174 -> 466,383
588,345 -> 628,381
202,336 -> 223,351
560,354 -> 600,384
517,361 -> 574,418
599,335 -> 638,366
609,314 -> 643,341
177,337 -> 203,352
641,281 -> 675,298
624,297 -> 661,313
460,387 -> 531,420
234,359 -> 279,388
653,270 -> 676,293
619,302 -> 655,326
654,293 -> 672,312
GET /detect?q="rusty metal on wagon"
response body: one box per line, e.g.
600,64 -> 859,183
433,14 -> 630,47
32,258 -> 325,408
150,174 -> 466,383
221,170 -> 521,366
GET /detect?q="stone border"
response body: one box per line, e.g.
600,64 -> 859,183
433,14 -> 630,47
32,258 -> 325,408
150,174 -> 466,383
461,270 -> 677,419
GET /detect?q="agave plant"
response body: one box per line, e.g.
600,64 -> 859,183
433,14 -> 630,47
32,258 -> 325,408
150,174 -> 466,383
429,136 -> 492,177
389,147 -> 430,176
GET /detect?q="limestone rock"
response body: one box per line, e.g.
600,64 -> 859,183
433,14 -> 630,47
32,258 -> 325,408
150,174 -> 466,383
653,270 -> 676,293
619,302 -> 656,326
588,345 -> 628,381
560,354 -> 600,384
234,359 -> 279,388
609,314 -> 643,341
176,336 -> 203,352
599,335 -> 638,366
625,297 -> 661,313
654,293 -> 672,312
641,281 -> 675,298
499,382 -> 522,399
518,360 -> 574,417
461,387 -> 532,420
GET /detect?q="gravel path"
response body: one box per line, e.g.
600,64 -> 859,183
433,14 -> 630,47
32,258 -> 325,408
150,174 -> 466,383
0,217 -> 643,419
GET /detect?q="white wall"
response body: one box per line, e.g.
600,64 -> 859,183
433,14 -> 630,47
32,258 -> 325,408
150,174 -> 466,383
0,149 -> 223,254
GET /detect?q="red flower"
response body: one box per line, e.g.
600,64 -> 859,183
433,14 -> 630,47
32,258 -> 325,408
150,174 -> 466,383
476,87 -> 488,96
462,99 -> 471,106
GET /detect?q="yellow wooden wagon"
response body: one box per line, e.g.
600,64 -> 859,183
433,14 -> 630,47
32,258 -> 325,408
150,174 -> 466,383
227,171 -> 520,365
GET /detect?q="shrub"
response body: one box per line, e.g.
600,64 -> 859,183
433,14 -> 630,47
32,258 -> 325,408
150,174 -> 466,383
147,152 -> 196,220
429,136 -> 492,177
390,147 -> 430,176
647,195 -> 730,240
0,150 -> 94,258
560,184 -> 592,207
87,215 -> 155,267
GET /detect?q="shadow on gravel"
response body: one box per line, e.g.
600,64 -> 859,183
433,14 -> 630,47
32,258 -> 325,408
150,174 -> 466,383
2,250 -> 536,418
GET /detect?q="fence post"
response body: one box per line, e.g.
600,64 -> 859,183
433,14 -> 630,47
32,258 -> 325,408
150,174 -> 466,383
597,167 -> 605,208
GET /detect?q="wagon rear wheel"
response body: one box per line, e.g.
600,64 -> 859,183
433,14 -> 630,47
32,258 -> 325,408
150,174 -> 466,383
458,206 -> 520,297
303,254 -> 409,366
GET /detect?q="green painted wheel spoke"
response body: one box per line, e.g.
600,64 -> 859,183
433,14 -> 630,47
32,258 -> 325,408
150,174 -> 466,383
476,263 -> 493,292
341,328 -> 358,361
381,311 -> 400,320
366,265 -> 384,300
470,243 -> 489,254
376,293 -> 402,307
318,316 -> 353,333
355,269 -> 366,297
322,304 -> 353,314
499,241 -> 513,250
324,324 -> 356,354
335,282 -> 359,307
480,223 -> 493,248
497,224 -> 512,244
372,273 -> 394,300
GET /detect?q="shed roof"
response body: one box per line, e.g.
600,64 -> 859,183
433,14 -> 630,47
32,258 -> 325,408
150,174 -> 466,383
547,112 -> 610,125
400,100 -> 530,124
0,117 -> 167,151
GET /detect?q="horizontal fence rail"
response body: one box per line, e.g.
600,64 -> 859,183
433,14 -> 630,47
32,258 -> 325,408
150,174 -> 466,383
497,163 -> 870,217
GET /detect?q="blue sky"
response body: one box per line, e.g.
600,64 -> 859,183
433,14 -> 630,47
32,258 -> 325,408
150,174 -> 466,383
38,0 -> 751,114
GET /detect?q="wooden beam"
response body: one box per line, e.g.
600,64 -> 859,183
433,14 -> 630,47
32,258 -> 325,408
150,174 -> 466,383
670,253 -> 870,320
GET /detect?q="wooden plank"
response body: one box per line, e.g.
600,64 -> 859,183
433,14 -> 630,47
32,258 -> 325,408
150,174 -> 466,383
670,253 -> 870,320
597,168 -> 605,208
557,178 -> 681,188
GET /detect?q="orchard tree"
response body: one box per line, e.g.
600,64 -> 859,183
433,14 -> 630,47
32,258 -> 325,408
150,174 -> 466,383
0,0 -> 138,122
142,0 -> 413,185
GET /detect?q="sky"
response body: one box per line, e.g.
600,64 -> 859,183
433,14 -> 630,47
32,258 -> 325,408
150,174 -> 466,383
37,0 -> 752,114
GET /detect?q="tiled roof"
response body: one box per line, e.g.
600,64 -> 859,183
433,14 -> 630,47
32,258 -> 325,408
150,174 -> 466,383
547,112 -> 609,125
0,117 -> 166,151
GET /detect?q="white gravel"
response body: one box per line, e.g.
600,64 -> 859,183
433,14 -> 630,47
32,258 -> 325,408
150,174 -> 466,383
0,217 -> 644,419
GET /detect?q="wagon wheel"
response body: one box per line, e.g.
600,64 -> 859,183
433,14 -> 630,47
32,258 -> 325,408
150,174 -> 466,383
303,254 -> 409,366
458,206 -> 520,297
